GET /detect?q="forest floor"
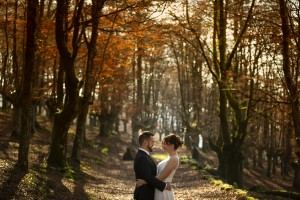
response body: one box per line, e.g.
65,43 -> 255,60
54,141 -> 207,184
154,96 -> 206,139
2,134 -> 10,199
0,110 -> 298,200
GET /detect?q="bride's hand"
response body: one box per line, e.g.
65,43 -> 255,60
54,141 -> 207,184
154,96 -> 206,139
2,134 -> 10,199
136,179 -> 147,187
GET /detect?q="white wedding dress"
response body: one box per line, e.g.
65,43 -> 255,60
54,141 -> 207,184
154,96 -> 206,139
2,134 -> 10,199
154,155 -> 179,200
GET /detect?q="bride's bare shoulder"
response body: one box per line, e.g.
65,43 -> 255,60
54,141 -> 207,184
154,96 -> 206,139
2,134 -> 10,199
169,155 -> 179,164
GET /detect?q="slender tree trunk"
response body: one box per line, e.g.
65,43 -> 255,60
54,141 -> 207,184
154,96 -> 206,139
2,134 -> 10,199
131,44 -> 143,147
271,123 -> 276,175
131,120 -> 140,147
272,156 -> 277,175
99,110 -> 114,136
73,109 -> 87,162
11,104 -> 21,139
72,0 -> 105,162
257,148 -> 263,168
17,0 -> 38,172
1,1 -> 9,105
284,120 -> 293,176
252,149 -> 257,168
56,60 -> 64,110
10,0 -> 21,138
266,153 -> 272,178
278,0 -> 300,189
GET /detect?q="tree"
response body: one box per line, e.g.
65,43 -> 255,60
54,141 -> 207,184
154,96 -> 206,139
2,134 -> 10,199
208,0 -> 256,187
0,0 -> 24,139
47,0 -> 84,169
169,0 -> 256,187
17,0 -> 38,172
71,0 -> 106,163
278,0 -> 300,190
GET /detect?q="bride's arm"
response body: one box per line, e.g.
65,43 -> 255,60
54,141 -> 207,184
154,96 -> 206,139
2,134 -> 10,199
136,179 -> 147,186
156,156 -> 179,181
136,157 -> 179,186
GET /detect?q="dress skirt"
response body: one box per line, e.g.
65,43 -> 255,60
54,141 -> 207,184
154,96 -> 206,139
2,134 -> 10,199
154,188 -> 175,200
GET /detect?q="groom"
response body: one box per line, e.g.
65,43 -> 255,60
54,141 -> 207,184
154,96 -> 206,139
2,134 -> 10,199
133,131 -> 171,200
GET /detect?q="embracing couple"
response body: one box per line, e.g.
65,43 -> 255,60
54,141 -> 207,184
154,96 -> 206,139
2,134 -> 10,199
133,131 -> 183,200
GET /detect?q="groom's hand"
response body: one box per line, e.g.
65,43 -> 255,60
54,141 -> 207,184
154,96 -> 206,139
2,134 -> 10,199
165,182 -> 172,191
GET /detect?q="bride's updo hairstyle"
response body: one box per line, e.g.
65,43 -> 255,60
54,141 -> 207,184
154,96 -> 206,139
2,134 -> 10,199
163,134 -> 184,150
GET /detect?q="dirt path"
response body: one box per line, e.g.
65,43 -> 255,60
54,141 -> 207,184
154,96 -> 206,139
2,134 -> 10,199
87,140 -> 244,200
92,160 -> 244,200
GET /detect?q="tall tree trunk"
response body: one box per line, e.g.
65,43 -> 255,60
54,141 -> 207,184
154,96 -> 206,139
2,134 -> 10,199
11,103 -> 21,139
99,108 -> 115,136
271,122 -> 277,175
283,119 -> 293,176
47,0 -> 83,169
48,112 -> 71,168
131,44 -> 143,147
1,0 -> 9,108
257,148 -> 263,168
278,0 -> 300,189
56,60 -> 64,110
72,0 -> 105,162
215,0 -> 254,187
223,143 -> 243,187
266,153 -> 272,178
72,100 -> 88,162
252,149 -> 257,168
10,0 -> 21,139
131,121 -> 139,146
17,0 -> 38,172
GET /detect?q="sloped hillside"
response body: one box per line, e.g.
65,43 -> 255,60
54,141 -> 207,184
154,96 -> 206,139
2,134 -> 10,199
0,111 -> 297,199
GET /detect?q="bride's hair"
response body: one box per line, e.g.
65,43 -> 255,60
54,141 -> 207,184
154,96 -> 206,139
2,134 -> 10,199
163,134 -> 184,150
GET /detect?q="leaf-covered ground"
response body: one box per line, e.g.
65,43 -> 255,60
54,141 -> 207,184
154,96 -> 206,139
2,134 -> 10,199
0,111 -> 296,199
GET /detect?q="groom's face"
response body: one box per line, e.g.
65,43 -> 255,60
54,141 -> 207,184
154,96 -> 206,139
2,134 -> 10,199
146,136 -> 155,152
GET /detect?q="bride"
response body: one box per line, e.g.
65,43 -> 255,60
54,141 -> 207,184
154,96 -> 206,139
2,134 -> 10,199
137,134 -> 183,200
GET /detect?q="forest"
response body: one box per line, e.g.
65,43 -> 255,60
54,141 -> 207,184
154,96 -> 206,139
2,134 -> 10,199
0,0 -> 300,199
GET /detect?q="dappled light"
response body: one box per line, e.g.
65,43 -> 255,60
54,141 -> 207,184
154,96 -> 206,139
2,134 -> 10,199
1,0 -> 300,199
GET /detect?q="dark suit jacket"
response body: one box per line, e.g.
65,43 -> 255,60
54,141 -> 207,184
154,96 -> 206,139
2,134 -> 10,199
133,149 -> 166,200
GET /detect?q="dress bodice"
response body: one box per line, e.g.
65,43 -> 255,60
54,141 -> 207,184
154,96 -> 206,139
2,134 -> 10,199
157,155 -> 179,182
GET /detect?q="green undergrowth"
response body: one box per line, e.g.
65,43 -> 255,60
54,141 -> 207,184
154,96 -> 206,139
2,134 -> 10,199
212,179 -> 258,200
63,166 -> 78,181
179,154 -> 258,200
152,153 -> 168,161
152,153 -> 191,162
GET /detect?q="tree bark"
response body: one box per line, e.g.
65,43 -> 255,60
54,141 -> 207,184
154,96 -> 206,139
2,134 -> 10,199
283,120 -> 293,176
278,0 -> 300,189
223,143 -> 244,187
212,0 -> 255,188
47,0 -> 83,169
47,113 -> 70,168
1,0 -> 9,108
9,0 -> 21,139
72,0 -> 105,162
11,103 -> 21,139
17,0 -> 38,172
99,108 -> 115,136
131,43 -> 143,147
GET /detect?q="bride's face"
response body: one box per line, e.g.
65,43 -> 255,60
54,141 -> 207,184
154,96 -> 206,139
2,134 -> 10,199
161,141 -> 174,153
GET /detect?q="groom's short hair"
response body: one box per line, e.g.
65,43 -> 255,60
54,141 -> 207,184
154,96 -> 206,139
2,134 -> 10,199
139,131 -> 154,146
